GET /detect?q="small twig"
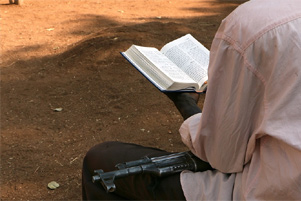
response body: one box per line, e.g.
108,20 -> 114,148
55,160 -> 64,166
34,166 -> 40,173
7,62 -> 16,67
70,154 -> 81,164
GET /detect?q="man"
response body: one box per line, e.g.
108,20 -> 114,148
82,0 -> 301,200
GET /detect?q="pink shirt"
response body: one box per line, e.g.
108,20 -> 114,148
179,0 -> 301,200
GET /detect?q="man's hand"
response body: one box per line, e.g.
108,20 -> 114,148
166,92 -> 200,104
165,92 -> 202,120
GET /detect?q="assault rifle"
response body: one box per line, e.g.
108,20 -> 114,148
92,151 -> 212,193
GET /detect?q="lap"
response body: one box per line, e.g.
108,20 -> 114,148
82,141 -> 186,200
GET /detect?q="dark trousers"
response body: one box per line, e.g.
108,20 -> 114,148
82,141 -> 186,200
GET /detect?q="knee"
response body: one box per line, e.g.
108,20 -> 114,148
83,141 -> 123,172
85,141 -> 120,161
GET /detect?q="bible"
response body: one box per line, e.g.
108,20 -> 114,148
121,34 -> 210,92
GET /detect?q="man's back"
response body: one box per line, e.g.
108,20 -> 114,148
180,0 -> 301,200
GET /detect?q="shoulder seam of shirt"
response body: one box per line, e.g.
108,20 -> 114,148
244,15 -> 301,85
215,13 -> 301,54
212,35 -> 266,86
214,13 -> 301,85
243,14 -> 301,52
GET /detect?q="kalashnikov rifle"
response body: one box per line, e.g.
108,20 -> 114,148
92,151 -> 212,193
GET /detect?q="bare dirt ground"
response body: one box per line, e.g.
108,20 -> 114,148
0,0 -> 246,200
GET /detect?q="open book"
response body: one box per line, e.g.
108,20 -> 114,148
121,34 -> 210,92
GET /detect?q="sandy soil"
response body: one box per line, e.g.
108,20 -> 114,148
0,0 -> 246,200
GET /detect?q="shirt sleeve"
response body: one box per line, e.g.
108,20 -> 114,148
179,113 -> 203,155
179,37 -> 265,173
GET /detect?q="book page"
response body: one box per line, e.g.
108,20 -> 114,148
132,46 -> 197,84
160,34 -> 209,85
123,48 -> 172,90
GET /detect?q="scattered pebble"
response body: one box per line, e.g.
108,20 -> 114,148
53,108 -> 63,112
47,181 -> 59,190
